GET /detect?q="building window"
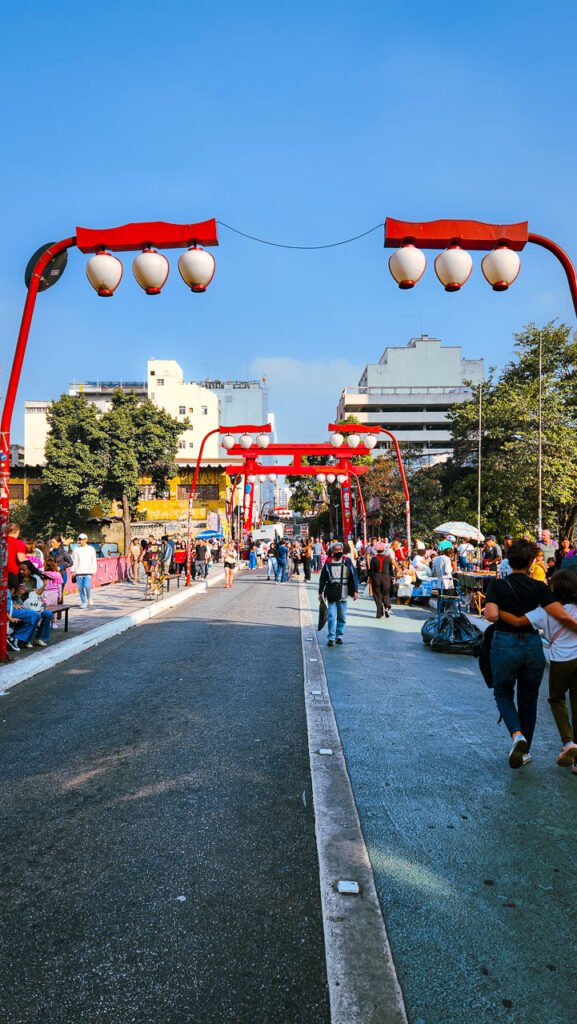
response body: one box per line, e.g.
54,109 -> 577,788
179,406 -> 186,415
189,442 -> 194,448
150,392 -> 155,401
200,405 -> 208,415
157,378 -> 164,386
139,484 -> 156,500
27,482 -> 42,494
189,407 -> 194,413
177,483 -> 219,500
10,484 -> 24,500
178,440 -> 186,449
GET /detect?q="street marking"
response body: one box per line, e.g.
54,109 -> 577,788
299,582 -> 408,1024
318,748 -> 334,756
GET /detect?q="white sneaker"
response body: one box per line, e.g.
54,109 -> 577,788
509,735 -> 528,769
88,599 -> 94,607
521,753 -> 532,766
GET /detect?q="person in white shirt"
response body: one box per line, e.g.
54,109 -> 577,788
432,547 -> 454,589
501,569 -> 577,770
72,534 -> 98,608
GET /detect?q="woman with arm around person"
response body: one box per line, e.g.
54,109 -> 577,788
484,538 -> 577,769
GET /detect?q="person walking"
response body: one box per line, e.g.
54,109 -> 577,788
485,539 -> 577,769
266,541 -> 278,581
302,539 -> 313,581
72,534 -> 98,609
312,538 -> 323,574
128,537 -> 142,583
195,540 -> 209,579
248,543 -> 257,570
223,541 -> 237,588
318,541 -> 359,647
369,542 -> 396,619
276,537 -> 289,584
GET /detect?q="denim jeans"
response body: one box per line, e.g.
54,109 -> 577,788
12,608 -> 40,642
36,610 -> 53,641
327,599 -> 348,641
77,575 -> 92,605
267,557 -> 278,579
312,554 -> 321,572
491,630 -> 546,747
195,560 -> 208,578
276,559 -> 288,583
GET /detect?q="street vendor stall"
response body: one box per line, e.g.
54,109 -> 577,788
453,570 -> 497,615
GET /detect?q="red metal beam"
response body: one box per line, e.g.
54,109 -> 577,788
226,443 -> 372,458
76,218 -> 219,253
384,217 -> 528,252
226,463 -> 369,476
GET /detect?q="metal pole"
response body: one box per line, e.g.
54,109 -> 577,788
477,381 -> 482,553
186,428 -> 219,586
0,237 -> 76,662
538,330 -> 543,539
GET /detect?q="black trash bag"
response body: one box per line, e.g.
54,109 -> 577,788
421,618 -> 440,645
429,605 -> 483,655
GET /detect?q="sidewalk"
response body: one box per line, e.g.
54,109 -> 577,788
305,579 -> 577,1024
2,568 -> 226,690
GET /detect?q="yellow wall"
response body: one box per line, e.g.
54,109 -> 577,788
137,466 -> 229,522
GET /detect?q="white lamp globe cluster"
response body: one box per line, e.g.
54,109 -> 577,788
330,431 -> 378,449
85,245 -> 215,297
220,432 -> 270,450
388,243 -> 521,292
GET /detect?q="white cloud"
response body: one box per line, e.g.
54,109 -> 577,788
251,356 -> 363,442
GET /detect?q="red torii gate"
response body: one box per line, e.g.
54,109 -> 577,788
225,440 -> 370,542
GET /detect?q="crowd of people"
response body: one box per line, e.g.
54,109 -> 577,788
127,535 -> 223,586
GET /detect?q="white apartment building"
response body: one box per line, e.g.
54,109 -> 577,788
337,335 -> 484,461
24,401 -> 53,465
147,360 -> 220,462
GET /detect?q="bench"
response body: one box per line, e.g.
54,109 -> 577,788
52,603 -> 72,632
164,573 -> 183,592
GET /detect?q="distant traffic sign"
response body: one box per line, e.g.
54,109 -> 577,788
24,243 -> 68,292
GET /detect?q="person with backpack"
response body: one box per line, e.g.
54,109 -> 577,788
484,539 -> 577,769
368,541 -> 396,619
318,541 -> 359,647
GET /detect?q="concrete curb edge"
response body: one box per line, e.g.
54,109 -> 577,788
298,582 -> 408,1024
1,569 -> 229,693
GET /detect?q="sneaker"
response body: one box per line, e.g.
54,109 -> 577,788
80,603 -> 88,609
7,637 -> 19,652
33,639 -> 48,647
571,763 -> 577,775
385,609 -> 390,618
24,642 -> 34,649
557,742 -> 577,767
509,734 -> 528,769
336,638 -> 343,645
327,640 -> 334,647
521,753 -> 532,766
88,599 -> 94,607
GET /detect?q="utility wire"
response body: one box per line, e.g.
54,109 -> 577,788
216,220 -> 383,250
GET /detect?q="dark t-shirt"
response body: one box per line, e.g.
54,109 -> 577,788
369,555 -> 394,578
485,574 -> 556,632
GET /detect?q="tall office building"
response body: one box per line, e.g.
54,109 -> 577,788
336,335 -> 483,461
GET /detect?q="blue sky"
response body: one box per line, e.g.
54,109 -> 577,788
2,1 -> 576,443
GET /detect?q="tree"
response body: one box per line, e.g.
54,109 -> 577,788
26,390 -> 183,548
447,322 -> 577,538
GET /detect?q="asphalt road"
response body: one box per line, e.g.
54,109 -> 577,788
307,581 -> 577,1024
0,573 -> 330,1024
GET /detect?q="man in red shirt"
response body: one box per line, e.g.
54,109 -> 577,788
7,523 -> 27,575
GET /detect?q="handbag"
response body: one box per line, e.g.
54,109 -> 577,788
324,561 -> 345,603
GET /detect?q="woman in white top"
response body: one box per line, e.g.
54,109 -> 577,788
223,542 -> 237,589
500,569 -> 577,770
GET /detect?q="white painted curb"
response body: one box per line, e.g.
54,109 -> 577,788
1,569 -> 229,693
299,583 -> 408,1024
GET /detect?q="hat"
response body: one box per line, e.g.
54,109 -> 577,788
375,542 -> 385,551
331,541 -> 344,551
438,540 -> 453,551
504,534 -> 512,540
487,535 -> 496,541
78,533 -> 88,540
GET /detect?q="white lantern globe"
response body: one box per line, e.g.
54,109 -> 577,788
239,433 -> 253,449
330,432 -> 344,448
481,246 -> 521,291
326,473 -> 336,484
221,434 -> 235,450
178,245 -> 216,292
363,434 -> 378,449
86,251 -> 123,297
256,433 -> 270,448
434,246 -> 473,292
346,433 -> 360,448
258,474 -> 266,483
247,474 -> 256,483
132,248 -> 169,295
316,473 -> 326,483
268,473 -> 277,482
388,244 -> 427,289
337,474 -> 347,484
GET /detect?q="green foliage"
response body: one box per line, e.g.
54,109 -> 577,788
25,389 -> 183,537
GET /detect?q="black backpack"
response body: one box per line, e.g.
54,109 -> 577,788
324,560 -> 345,603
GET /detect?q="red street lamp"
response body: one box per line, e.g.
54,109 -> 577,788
328,423 -> 411,551
384,217 -> 577,314
184,423 -> 272,585
0,218 -> 219,663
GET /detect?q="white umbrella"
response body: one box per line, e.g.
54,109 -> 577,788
434,521 -> 485,543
